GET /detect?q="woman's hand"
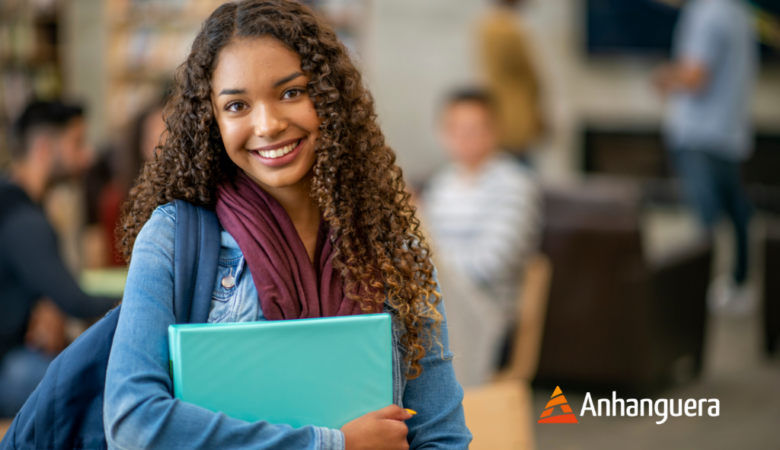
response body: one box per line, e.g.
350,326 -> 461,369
341,405 -> 413,450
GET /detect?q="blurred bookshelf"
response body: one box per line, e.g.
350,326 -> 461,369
0,0 -> 64,167
101,0 -> 368,134
0,0 -> 369,159
102,0 -> 228,134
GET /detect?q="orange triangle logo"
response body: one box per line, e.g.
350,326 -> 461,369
538,386 -> 578,423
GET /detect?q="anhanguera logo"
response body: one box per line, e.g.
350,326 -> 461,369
538,387 -> 720,425
538,386 -> 578,423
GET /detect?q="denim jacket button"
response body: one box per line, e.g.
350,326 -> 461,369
221,275 -> 236,288
221,266 -> 236,288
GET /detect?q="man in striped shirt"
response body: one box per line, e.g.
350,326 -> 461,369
422,89 -> 541,386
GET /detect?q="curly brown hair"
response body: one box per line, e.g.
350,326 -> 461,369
120,0 -> 442,378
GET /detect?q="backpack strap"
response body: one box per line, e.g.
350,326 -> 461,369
173,200 -> 221,324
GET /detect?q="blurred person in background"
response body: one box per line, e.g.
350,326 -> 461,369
83,100 -> 166,267
103,101 -> 166,264
653,0 -> 758,315
0,101 -> 117,417
422,89 -> 541,386
476,0 -> 545,157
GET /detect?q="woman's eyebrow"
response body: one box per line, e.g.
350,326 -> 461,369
217,72 -> 304,96
218,88 -> 246,96
273,71 -> 304,87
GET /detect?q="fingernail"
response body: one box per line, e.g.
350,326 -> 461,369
405,409 -> 417,415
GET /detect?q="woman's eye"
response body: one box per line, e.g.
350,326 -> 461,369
225,102 -> 246,112
282,88 -> 304,100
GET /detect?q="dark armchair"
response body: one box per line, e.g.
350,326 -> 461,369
534,179 -> 712,394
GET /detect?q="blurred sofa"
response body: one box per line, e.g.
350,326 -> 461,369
533,179 -> 712,394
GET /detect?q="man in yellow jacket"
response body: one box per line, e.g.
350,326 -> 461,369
477,0 -> 544,155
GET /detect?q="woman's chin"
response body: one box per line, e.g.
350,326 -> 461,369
243,165 -> 313,191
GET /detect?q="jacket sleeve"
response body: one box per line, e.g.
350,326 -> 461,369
0,207 -> 116,317
402,268 -> 473,449
103,205 -> 344,450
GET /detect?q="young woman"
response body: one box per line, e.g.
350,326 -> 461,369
104,1 -> 471,449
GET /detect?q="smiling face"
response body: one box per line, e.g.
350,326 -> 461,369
211,36 -> 321,192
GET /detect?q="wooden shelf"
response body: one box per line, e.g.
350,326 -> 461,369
0,0 -> 63,163
101,0 -> 217,134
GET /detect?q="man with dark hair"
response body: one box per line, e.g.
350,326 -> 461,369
423,89 -> 541,386
0,100 -> 116,417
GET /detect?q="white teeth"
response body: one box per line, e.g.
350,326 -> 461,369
256,141 -> 299,159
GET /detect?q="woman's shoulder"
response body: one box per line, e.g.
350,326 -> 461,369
138,202 -> 234,256
140,202 -> 179,231
154,202 -> 177,221
149,202 -> 225,224
134,203 -> 177,250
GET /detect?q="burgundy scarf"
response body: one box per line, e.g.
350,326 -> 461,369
215,170 -> 377,320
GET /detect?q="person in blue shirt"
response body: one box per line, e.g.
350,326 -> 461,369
104,1 -> 471,449
653,0 -> 758,314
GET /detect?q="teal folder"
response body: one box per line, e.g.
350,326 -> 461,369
168,313 -> 392,429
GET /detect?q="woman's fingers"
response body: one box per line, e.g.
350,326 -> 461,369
342,406 -> 412,450
372,404 -> 414,421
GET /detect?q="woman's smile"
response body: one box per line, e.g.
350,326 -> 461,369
248,137 -> 306,167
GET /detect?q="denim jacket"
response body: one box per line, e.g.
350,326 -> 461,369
104,204 -> 472,450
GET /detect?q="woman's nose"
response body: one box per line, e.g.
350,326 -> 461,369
252,103 -> 287,138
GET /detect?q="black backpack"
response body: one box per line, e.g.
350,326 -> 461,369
0,200 -> 221,450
